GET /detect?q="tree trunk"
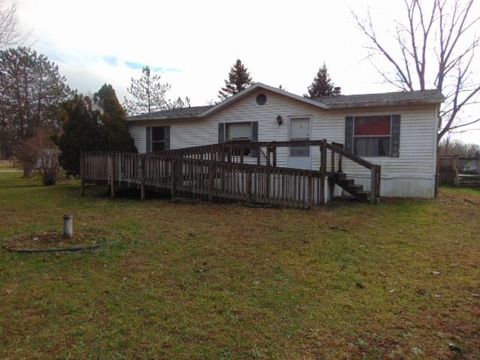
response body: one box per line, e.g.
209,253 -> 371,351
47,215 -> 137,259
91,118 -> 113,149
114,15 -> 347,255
23,162 -> 34,178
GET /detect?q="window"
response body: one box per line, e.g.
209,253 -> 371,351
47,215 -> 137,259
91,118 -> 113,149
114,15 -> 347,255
226,122 -> 252,141
256,94 -> 267,105
290,117 -> 310,157
353,116 -> 391,157
151,126 -> 166,152
225,122 -> 252,156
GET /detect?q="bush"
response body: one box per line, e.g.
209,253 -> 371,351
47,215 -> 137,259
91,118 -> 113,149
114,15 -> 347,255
37,148 -> 61,185
14,128 -> 61,184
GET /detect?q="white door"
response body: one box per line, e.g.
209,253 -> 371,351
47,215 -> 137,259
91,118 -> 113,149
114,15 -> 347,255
288,117 -> 311,169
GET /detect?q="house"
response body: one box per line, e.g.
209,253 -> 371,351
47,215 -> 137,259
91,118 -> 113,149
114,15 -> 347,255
126,83 -> 444,198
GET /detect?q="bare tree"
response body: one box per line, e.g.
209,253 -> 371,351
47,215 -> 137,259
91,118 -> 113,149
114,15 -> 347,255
0,0 -> 25,49
353,0 -> 480,141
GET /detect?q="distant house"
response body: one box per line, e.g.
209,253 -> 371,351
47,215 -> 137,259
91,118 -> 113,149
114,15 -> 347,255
127,83 -> 444,198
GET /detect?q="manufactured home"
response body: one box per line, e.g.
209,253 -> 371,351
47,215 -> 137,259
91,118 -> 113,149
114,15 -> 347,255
125,83 -> 444,199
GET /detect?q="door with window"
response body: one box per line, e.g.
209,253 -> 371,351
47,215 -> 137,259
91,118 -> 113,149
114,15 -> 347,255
288,117 -> 311,169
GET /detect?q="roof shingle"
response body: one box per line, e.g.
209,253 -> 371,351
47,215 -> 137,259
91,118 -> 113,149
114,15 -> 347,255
315,89 -> 444,109
128,105 -> 213,121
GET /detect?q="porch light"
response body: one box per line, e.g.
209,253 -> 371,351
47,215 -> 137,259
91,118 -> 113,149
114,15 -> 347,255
276,115 -> 283,126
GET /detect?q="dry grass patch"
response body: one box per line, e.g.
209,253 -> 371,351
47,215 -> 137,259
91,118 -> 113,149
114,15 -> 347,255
0,172 -> 479,359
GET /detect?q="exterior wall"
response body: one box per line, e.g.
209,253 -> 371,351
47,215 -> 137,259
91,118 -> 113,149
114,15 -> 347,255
128,89 -> 439,198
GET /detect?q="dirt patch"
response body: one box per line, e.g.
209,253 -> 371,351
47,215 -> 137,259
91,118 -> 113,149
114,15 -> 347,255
2,231 -> 104,252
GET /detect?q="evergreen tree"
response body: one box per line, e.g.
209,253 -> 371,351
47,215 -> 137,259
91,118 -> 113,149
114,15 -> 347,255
56,95 -> 103,176
0,46 -> 71,176
94,84 -> 137,153
218,59 -> 254,100
57,85 -> 136,176
167,96 -> 191,109
305,64 -> 339,98
124,66 -> 171,115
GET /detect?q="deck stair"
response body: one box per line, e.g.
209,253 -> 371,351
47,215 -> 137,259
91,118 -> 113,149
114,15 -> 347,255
455,173 -> 480,188
330,172 -> 369,201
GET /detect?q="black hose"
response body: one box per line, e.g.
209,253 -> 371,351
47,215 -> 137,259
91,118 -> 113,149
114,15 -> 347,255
2,243 -> 104,254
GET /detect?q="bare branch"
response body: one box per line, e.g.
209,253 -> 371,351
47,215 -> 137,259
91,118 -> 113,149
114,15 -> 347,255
354,0 -> 480,142
449,118 -> 480,130
0,1 -> 25,49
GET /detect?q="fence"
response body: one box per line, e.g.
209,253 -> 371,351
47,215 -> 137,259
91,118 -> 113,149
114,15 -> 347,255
81,140 -> 381,208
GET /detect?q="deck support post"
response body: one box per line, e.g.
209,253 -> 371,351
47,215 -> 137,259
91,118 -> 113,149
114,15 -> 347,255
327,177 -> 335,202
140,156 -> 146,200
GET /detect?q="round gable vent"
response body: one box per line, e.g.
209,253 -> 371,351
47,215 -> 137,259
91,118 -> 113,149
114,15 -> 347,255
256,93 -> 267,105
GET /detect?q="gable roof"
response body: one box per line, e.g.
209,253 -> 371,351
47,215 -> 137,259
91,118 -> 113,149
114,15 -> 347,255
127,83 -> 444,122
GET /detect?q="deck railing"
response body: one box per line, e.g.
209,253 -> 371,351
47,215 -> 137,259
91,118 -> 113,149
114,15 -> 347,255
81,140 -> 381,207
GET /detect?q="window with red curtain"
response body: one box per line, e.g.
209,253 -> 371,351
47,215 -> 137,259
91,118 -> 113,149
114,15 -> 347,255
354,116 -> 392,157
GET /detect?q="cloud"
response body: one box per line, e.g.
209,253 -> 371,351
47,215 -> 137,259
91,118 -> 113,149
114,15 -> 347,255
124,61 -> 144,70
125,61 -> 181,74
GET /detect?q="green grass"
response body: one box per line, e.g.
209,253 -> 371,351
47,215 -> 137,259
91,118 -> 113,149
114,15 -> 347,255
0,172 -> 479,359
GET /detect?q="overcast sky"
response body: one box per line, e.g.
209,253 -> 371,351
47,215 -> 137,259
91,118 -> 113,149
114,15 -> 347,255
15,0 -> 480,144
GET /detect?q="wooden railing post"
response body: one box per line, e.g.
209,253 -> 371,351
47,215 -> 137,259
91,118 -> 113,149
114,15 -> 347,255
80,153 -> 85,196
140,156 -> 146,200
320,141 -> 327,173
246,170 -> 252,203
266,145 -> 271,166
331,147 -> 335,172
272,143 -> 277,167
337,144 -> 343,172
109,153 -> 116,198
308,174 -> 313,209
171,159 -> 177,199
208,163 -> 214,201
369,165 -> 381,203
320,141 -> 327,204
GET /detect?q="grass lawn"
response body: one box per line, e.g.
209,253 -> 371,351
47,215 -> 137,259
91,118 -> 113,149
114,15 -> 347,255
0,172 -> 479,359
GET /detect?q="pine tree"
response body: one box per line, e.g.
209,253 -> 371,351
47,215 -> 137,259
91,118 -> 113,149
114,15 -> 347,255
124,66 -> 171,115
56,95 -> 103,177
218,59 -> 254,100
0,46 -> 71,176
167,96 -> 191,110
94,84 -> 137,153
57,85 -> 137,177
305,64 -> 339,98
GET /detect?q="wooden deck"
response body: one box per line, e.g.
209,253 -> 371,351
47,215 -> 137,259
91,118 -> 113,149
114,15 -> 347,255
81,140 -> 381,209
439,155 -> 480,188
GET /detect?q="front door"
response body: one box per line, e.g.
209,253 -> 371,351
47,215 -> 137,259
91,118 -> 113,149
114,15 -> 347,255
288,117 -> 311,169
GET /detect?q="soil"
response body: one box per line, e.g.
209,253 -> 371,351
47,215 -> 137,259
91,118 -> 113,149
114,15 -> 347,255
2,231 -> 103,252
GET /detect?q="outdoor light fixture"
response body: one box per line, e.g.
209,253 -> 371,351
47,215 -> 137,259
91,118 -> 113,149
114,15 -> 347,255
276,115 -> 283,126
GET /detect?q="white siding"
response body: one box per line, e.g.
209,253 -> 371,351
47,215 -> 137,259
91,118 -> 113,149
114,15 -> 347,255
129,126 -> 146,153
128,89 -> 439,198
